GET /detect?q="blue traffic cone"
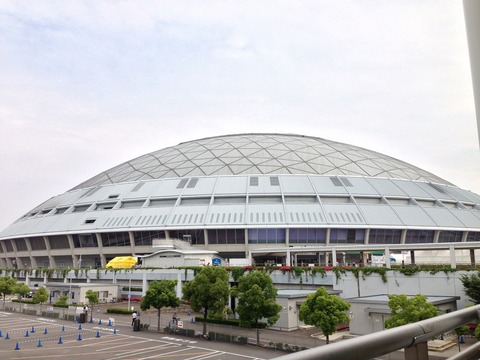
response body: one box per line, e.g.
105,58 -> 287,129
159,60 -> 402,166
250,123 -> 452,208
0,330 -> 3,337
37,339 -> 43,347
25,330 -> 29,337
78,323 -> 82,330
95,331 -> 100,338
108,319 -> 112,327
44,328 -> 48,335
58,336 -> 63,344
15,342 -> 19,350
61,325 -> 65,332
31,326 -> 35,333
89,317 -> 93,323
113,328 -> 117,335
5,332 -> 10,340
98,319 -> 102,325
77,333 -> 82,341
460,335 -> 465,344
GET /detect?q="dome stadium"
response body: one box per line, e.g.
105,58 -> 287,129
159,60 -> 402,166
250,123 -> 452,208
0,133 -> 479,269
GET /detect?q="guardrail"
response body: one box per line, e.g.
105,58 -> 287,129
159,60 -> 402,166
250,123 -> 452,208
272,304 -> 480,360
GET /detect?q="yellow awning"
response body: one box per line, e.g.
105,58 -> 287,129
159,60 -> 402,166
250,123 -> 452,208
105,256 -> 137,269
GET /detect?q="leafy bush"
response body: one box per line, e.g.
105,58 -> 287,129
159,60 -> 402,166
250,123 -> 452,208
12,299 -> 39,304
107,308 -> 137,315
194,316 -> 267,328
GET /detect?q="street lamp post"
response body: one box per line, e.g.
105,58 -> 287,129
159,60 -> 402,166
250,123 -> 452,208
68,278 -> 72,305
127,278 -> 131,311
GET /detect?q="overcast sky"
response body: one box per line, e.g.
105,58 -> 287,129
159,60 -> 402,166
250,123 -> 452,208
0,1 -> 479,231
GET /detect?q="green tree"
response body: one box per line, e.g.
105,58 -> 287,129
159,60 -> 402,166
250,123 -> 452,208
85,289 -> 99,322
460,272 -> 480,304
232,270 -> 282,345
13,282 -> 31,312
182,266 -> 229,336
0,276 -> 17,309
385,294 -> 438,329
55,295 -> 69,307
13,282 -> 30,299
455,325 -> 470,352
140,280 -> 180,331
299,287 -> 350,344
32,286 -> 49,312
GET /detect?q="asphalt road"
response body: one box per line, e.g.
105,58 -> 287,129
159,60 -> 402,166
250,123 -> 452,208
0,311 -> 282,360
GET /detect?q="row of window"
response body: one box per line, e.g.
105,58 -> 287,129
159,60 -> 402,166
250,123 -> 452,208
2,229 -> 480,252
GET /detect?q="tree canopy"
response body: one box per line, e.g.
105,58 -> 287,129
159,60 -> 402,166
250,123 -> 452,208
85,289 -> 99,321
33,287 -> 49,310
299,287 -> 350,344
385,294 -> 438,329
0,276 -> 17,309
182,266 -> 229,336
13,283 -> 30,299
140,280 -> 180,331
460,272 -> 480,304
232,270 -> 282,344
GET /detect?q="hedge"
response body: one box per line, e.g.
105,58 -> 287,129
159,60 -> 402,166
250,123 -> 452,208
194,316 -> 267,328
107,308 -> 137,315
163,327 -> 195,337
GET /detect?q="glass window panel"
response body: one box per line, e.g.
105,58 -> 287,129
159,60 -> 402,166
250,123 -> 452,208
438,231 -> 463,243
133,231 -> 165,246
48,235 -> 70,249
467,232 -> 480,242
29,237 -> 47,250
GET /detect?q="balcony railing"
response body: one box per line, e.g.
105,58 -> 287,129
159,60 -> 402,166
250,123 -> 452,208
272,304 -> 480,360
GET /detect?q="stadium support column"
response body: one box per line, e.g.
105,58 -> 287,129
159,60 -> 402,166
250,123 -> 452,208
128,232 -> 135,255
142,272 -> 147,297
331,249 -> 337,266
449,245 -> 457,269
286,249 -> 291,266
247,251 -> 253,266
44,236 -> 56,268
410,251 -> 415,265
96,233 -> 106,267
385,248 -> 391,269
176,272 -> 182,299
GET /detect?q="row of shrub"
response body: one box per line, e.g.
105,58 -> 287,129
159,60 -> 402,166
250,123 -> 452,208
208,331 -> 248,344
12,299 -> 72,308
163,327 -> 195,337
107,308 -> 137,315
194,316 -> 267,328
269,341 -> 308,352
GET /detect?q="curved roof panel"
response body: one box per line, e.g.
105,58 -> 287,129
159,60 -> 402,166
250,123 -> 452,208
72,133 -> 449,190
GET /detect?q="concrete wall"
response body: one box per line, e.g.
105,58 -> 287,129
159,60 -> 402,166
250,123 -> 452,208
349,299 -> 459,335
332,271 -> 470,309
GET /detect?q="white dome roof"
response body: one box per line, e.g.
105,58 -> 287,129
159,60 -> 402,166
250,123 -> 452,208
73,133 -> 449,190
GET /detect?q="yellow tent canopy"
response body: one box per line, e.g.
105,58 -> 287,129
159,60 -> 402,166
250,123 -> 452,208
106,256 -> 137,269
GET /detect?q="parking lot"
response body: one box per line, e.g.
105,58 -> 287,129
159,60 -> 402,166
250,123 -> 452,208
0,311 -> 278,360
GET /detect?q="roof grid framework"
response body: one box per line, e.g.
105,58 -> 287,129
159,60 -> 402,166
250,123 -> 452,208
71,134 -> 450,190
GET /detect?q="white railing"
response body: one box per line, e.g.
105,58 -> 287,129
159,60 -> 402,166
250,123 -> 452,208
272,305 -> 480,360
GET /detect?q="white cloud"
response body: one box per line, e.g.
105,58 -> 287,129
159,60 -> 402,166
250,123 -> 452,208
0,1 -> 478,230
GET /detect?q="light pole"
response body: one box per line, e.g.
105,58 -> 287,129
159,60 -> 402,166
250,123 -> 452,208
68,278 -> 72,305
127,278 -> 131,311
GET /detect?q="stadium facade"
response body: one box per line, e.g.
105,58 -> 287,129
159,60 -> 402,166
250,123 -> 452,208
0,133 -> 479,269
